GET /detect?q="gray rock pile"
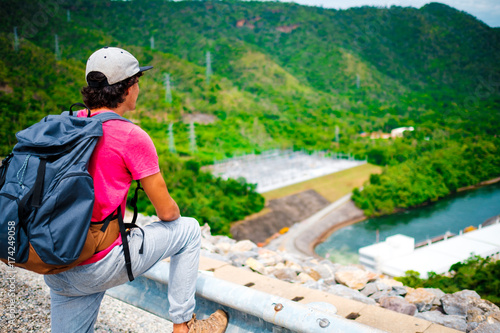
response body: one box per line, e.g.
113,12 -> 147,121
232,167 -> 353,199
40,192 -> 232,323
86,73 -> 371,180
199,224 -> 500,333
0,263 -> 173,332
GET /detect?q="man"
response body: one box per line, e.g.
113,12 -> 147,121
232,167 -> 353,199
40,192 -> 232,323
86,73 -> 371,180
43,47 -> 228,333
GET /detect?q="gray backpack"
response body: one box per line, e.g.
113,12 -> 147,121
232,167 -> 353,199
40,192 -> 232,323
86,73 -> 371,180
0,103 -> 141,280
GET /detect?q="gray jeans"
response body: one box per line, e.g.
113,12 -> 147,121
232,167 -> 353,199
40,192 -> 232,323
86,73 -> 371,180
44,217 -> 201,332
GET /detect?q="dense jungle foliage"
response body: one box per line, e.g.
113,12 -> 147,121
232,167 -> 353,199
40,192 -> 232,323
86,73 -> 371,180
0,0 -> 499,232
352,138 -> 500,216
395,256 -> 500,306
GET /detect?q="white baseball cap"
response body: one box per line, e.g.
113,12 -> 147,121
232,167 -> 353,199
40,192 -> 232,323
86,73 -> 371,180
85,47 -> 153,87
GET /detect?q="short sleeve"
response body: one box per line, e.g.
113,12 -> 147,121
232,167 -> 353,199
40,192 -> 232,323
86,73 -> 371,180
122,126 -> 160,180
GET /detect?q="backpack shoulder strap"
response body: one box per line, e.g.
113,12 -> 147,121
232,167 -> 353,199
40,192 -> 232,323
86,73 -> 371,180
62,104 -> 133,125
0,153 -> 13,189
93,112 -> 134,124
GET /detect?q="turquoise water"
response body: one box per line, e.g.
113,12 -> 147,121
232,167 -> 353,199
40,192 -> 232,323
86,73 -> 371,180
315,182 -> 500,264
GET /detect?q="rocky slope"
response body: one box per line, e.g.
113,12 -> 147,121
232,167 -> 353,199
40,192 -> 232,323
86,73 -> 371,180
230,189 -> 330,244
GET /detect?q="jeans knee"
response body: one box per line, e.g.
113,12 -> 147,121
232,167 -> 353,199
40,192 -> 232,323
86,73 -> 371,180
183,217 -> 201,241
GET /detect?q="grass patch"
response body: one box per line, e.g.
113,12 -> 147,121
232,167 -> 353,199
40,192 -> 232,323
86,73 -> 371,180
261,163 -> 382,202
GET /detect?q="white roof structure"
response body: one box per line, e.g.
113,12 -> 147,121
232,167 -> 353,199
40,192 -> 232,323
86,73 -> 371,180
212,150 -> 366,193
359,222 -> 500,278
390,126 -> 414,138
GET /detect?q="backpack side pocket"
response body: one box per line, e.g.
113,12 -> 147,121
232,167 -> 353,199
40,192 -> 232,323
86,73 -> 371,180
31,172 -> 95,265
0,190 -> 30,264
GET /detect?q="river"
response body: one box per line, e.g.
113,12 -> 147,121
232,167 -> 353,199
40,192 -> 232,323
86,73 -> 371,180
315,182 -> 500,264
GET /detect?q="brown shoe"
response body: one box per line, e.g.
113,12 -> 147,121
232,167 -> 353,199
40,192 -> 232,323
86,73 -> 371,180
186,310 -> 228,333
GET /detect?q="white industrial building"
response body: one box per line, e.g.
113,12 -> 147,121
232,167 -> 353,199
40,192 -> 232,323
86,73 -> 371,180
359,220 -> 500,278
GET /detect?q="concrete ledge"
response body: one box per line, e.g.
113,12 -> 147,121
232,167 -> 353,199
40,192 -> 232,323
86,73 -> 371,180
108,256 -> 461,333
195,257 -> 461,333
109,258 -> 384,333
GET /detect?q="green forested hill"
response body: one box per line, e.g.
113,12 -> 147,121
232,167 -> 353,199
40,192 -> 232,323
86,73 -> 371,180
0,0 -> 499,229
0,35 -> 83,147
57,1 -> 500,96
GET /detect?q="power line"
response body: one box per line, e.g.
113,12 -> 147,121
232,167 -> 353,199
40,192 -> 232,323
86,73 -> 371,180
13,27 -> 19,52
164,73 -> 172,103
189,122 -> 197,153
335,125 -> 339,146
55,34 -> 61,61
206,51 -> 212,85
168,122 -> 176,153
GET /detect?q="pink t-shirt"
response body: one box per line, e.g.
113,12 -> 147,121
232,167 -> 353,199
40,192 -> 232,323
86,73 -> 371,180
77,110 -> 160,265
77,110 -> 160,222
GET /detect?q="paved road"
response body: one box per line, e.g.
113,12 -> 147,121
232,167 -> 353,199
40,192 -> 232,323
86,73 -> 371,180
268,193 -> 365,258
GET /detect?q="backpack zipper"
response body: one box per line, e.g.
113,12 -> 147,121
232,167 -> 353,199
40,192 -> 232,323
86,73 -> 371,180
43,172 -> 93,204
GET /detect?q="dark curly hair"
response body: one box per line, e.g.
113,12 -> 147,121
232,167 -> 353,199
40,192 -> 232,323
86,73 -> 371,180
81,71 -> 143,109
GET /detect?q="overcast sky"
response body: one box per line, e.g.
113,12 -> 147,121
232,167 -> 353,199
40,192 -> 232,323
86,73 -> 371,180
262,0 -> 500,27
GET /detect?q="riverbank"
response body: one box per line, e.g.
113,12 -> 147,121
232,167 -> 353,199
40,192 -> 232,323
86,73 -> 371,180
457,176 -> 500,192
312,176 -> 500,260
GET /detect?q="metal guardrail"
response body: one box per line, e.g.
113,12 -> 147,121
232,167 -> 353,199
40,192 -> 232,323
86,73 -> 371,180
107,261 -> 386,333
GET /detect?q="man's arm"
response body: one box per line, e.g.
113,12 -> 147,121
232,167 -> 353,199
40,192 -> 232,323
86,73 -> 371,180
140,172 -> 180,221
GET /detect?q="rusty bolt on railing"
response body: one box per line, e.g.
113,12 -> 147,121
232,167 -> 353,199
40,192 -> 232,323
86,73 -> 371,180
273,303 -> 284,312
318,318 -> 330,328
